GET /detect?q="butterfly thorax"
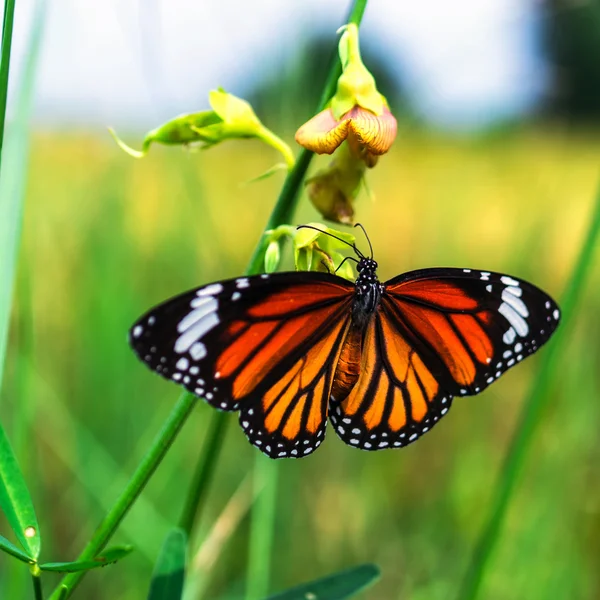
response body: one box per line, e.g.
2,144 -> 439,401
352,258 -> 384,329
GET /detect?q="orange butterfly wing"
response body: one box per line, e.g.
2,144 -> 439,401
130,272 -> 354,458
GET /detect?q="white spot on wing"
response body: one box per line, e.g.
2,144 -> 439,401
178,298 -> 218,332
553,309 -> 560,320
197,283 -> 223,297
175,313 -> 219,353
501,288 -> 529,318
500,276 -> 520,287
504,285 -> 522,297
176,358 -> 189,371
190,342 -> 207,360
231,292 -> 241,301
236,278 -> 250,289
132,325 -> 143,338
499,303 -> 529,337
503,327 -> 516,344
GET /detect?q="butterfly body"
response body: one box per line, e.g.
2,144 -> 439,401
351,257 -> 385,327
130,260 -> 560,459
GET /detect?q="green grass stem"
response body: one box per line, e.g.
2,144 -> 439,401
0,0 -> 45,399
245,457 -> 279,600
179,411 -> 229,536
458,177 -> 600,600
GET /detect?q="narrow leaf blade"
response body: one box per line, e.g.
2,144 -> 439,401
0,533 -> 32,563
266,564 -> 381,600
40,545 -> 133,572
147,528 -> 187,600
0,422 -> 40,558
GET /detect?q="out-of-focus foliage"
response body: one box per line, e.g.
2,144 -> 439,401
0,126 -> 598,599
542,0 -> 600,120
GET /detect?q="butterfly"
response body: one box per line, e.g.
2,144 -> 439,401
129,228 -> 560,459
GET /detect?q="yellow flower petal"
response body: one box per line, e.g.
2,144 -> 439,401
295,108 -> 351,154
343,105 -> 397,156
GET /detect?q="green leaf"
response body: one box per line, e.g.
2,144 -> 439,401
0,422 -> 40,559
40,545 -> 133,572
265,564 -> 380,600
0,533 -> 33,563
147,528 -> 186,600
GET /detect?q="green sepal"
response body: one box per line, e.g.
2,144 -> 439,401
330,24 -> 385,119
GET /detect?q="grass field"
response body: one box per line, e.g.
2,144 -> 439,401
1,124 -> 599,599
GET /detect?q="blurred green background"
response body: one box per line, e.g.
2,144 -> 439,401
1,1 -> 600,599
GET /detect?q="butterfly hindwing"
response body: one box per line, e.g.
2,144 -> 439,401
329,309 -> 454,450
129,272 -> 354,458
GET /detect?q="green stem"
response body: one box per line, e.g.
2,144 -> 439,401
245,457 -> 279,600
255,126 -> 295,170
0,0 -> 15,156
458,178 -> 600,600
31,565 -> 43,600
179,411 -> 229,536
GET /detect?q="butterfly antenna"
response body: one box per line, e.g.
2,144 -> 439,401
354,223 -> 373,259
296,225 -> 364,259
334,255 -> 360,274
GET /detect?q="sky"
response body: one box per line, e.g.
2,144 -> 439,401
10,0 -> 547,130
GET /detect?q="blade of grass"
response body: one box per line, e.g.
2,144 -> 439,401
186,474 -> 257,600
0,532 -> 32,562
265,564 -> 381,600
458,177 -> 600,600
147,528 -> 186,600
245,456 -> 278,600
0,422 -> 40,559
0,0 -> 44,395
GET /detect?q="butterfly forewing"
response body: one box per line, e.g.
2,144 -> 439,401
129,272 -> 354,458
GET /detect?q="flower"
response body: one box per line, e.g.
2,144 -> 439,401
109,89 -> 295,169
295,24 -> 397,165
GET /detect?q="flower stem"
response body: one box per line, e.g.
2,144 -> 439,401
256,126 -> 296,170
31,564 -> 43,600
457,178 -> 600,600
